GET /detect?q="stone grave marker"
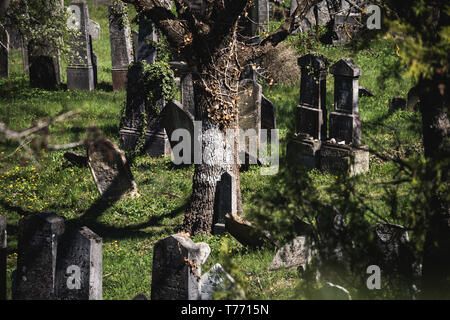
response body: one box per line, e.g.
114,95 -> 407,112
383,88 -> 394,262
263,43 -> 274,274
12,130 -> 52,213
225,214 -> 272,249
332,13 -> 362,45
131,30 -> 138,62
67,1 -> 95,91
89,19 -> 101,40
137,14 -> 158,64
199,263 -> 236,300
261,94 -> 276,141
151,233 -> 210,300
0,25 -> 8,78
108,1 -> 134,91
0,215 -> 6,300
14,212 -> 65,300
213,171 -> 237,235
87,137 -> 139,200
55,227 -> 102,300
269,236 -> 312,272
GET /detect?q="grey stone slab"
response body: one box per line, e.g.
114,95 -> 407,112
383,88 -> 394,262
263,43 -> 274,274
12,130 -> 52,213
55,227 -> 102,300
89,19 -> 101,40
213,172 -> 237,235
0,215 -> 6,300
225,214 -> 272,249
14,213 -> 65,300
269,236 -> 312,271
151,233 -> 210,300
319,142 -> 369,176
87,138 -> 139,200
181,72 -> 195,116
199,263 -> 235,300
296,105 -> 324,140
261,94 -> 276,131
137,15 -> 158,64
286,135 -> 321,170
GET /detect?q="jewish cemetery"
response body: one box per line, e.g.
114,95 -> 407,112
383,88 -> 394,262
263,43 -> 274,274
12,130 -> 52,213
0,0 -> 448,302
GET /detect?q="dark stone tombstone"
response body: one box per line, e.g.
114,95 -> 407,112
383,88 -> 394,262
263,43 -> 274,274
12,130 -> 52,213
261,94 -> 276,141
67,1 -> 95,91
181,72 -> 195,116
0,215 -> 6,300
55,227 -> 102,300
14,212 -> 65,300
160,99 -> 195,164
332,13 -> 362,45
213,172 -> 237,235
137,15 -> 158,64
87,137 -> 139,200
328,58 -> 361,146
250,0 -> 269,35
29,55 -> 59,90
108,1 -> 134,91
151,233 -> 210,300
238,79 -> 262,163
0,25 -> 8,78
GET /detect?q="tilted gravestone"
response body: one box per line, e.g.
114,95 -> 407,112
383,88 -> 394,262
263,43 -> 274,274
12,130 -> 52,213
213,171 -> 237,235
238,79 -> 262,164
151,233 -> 210,300
66,1 -> 95,91
108,1 -> 134,91
55,227 -> 102,300
0,25 -> 8,78
89,19 -> 101,40
87,137 -> 139,200
319,58 -> 369,176
287,54 -> 328,170
13,212 -> 65,300
0,215 -> 6,300
160,99 -> 195,164
199,263 -> 236,300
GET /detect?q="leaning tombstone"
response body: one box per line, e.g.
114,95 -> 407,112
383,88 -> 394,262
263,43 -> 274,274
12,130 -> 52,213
87,136 -> 139,200
66,1 -> 95,91
319,58 -> 369,176
0,25 -> 8,78
199,263 -> 237,300
13,212 -> 65,300
225,214 -> 272,249
89,19 -> 101,40
286,54 -> 328,170
55,226 -> 102,300
151,233 -> 210,300
108,1 -> 134,91
0,215 -> 6,300
213,172 -> 237,235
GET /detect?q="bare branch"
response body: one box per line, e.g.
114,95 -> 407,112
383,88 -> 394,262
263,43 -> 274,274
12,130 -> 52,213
47,141 -> 84,151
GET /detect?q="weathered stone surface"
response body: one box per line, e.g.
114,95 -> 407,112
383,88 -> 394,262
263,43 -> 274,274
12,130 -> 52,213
286,135 -> 321,170
319,142 -> 369,176
137,15 -> 158,64
225,214 -> 272,249
29,55 -> 60,90
329,112 -> 361,146
160,99 -> 195,164
261,94 -> 276,138
291,1 -> 331,33
359,86 -> 374,97
180,72 -> 195,116
131,30 -> 138,62
14,212 -> 65,300
389,97 -> 407,112
55,227 -> 102,300
67,1 -> 95,91
332,13 -> 362,45
269,236 -> 312,271
213,172 -> 237,235
151,233 -> 210,300
89,19 -> 101,40
108,1 -> 133,91
0,215 -> 6,300
87,137 -> 139,200
199,263 -> 236,300
0,25 -> 8,78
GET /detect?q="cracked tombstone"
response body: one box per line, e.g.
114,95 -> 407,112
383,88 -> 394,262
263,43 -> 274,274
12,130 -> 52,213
199,263 -> 237,300
13,212 -> 65,300
0,215 -> 6,300
108,1 -> 134,91
55,226 -> 102,300
87,137 -> 139,200
151,233 -> 210,300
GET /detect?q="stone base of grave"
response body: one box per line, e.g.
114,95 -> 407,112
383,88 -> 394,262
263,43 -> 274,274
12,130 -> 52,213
286,134 -> 322,170
67,65 -> 95,91
212,223 -> 226,236
319,142 -> 369,176
111,68 -> 128,91
119,127 -> 171,157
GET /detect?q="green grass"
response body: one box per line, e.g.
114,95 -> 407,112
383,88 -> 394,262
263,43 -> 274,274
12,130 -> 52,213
0,3 -> 422,300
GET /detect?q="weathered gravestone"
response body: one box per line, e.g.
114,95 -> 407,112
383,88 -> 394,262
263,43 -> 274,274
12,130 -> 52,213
151,233 -> 210,300
213,171 -> 237,235
332,13 -> 362,45
137,14 -> 158,64
89,19 -> 101,40
269,236 -> 312,272
199,263 -> 237,300
108,1 -> 134,91
67,1 -> 96,91
55,226 -> 102,300
131,30 -> 138,62
319,58 -> 369,176
238,79 -> 262,164
0,25 -> 8,78
0,215 -> 6,300
160,99 -> 195,164
87,137 -> 139,200
13,212 -> 65,300
261,94 -> 277,141
225,214 -> 273,249
170,60 -> 196,117
240,0 -> 269,38
287,54 -> 328,170
290,0 -> 331,34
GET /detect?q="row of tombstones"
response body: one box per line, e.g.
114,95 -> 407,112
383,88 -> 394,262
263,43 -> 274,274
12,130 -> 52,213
287,54 -> 369,176
0,214 -> 233,300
